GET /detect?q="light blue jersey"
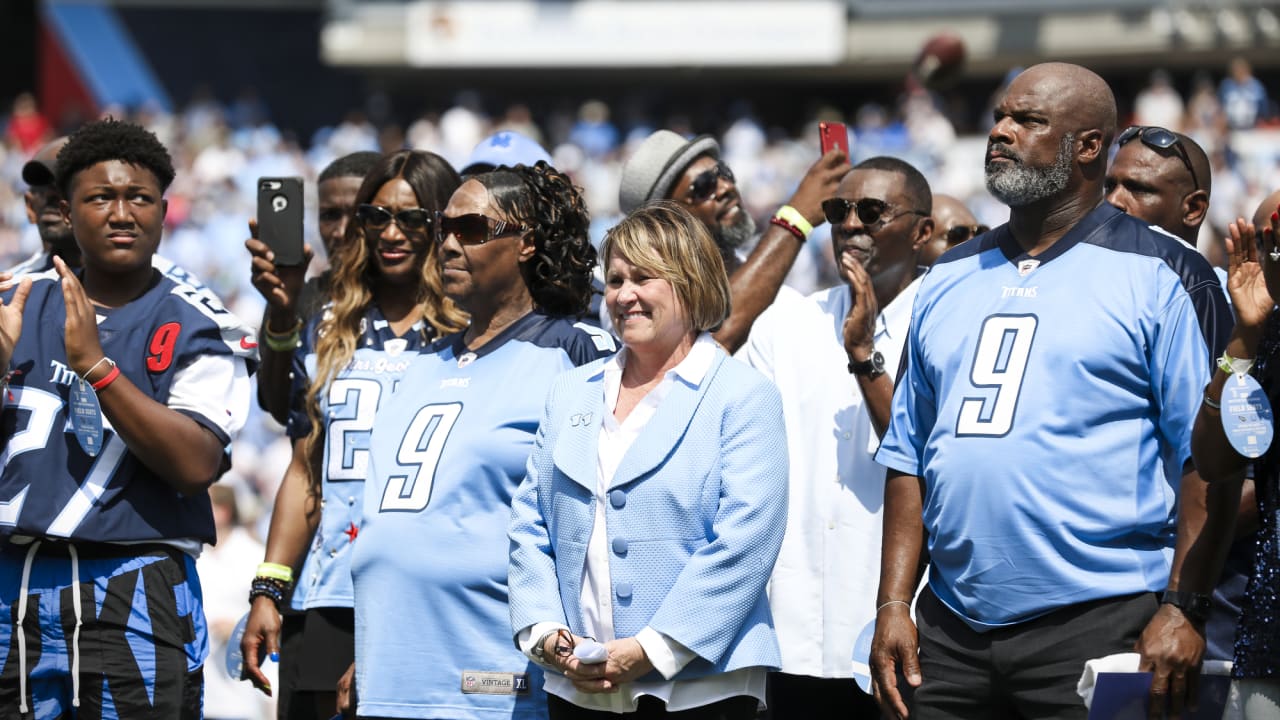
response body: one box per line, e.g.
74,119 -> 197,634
285,307 -> 432,611
876,204 -> 1229,631
352,311 -> 614,719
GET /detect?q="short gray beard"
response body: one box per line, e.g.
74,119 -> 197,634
985,132 -> 1075,207
714,210 -> 757,250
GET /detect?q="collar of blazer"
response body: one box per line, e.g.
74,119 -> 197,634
552,349 -> 727,491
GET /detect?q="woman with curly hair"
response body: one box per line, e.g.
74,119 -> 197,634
343,162 -> 615,719
240,149 -> 465,718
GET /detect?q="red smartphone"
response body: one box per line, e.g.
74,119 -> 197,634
819,121 -> 849,157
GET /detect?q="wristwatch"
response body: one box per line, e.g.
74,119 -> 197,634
848,350 -> 886,379
1160,590 -> 1212,624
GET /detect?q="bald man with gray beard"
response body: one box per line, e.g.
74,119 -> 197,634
869,63 -> 1235,720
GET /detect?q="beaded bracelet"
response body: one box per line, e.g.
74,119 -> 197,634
770,216 -> 806,242
248,576 -> 291,606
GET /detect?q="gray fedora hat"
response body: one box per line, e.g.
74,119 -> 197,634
618,130 -> 720,214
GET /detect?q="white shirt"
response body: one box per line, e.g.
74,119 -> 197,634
742,276 -> 921,679
522,333 -> 767,712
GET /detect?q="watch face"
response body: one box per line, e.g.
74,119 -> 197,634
871,351 -> 885,370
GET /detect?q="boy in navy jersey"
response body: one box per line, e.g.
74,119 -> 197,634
0,119 -> 255,718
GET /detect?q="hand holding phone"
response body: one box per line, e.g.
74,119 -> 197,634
257,177 -> 305,267
819,121 -> 850,158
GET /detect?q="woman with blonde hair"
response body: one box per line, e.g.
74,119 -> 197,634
241,149 -> 464,718
509,201 -> 789,719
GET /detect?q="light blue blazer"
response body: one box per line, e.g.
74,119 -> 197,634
508,347 -> 789,681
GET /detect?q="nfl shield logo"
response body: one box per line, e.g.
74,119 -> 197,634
1018,259 -> 1040,277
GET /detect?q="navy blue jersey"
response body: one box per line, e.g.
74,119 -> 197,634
0,269 -> 256,544
284,306 -> 434,611
351,311 -> 614,718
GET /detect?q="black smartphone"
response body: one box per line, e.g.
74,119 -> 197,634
257,177 -> 305,266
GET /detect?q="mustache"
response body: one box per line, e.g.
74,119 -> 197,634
986,142 -> 1021,165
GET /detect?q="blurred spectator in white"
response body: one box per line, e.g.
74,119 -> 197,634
1220,56 -> 1270,129
439,90 -> 488,166
193,123 -> 246,186
1133,69 -> 1185,131
406,110 -> 443,152
1206,148 -> 1248,239
199,485 -> 275,720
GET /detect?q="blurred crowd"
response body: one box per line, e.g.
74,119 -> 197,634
0,58 -> 1276,572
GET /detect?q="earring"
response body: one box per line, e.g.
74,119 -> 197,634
1269,248 -> 1280,262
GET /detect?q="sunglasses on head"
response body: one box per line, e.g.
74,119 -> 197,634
356,204 -> 432,233
433,212 -> 527,246
822,198 -> 928,230
945,224 -> 990,245
687,162 -> 735,203
1116,126 -> 1201,191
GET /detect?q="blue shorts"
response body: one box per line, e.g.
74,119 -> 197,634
0,541 -> 207,719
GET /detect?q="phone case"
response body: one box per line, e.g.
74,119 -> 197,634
257,177 -> 305,266
819,122 -> 850,157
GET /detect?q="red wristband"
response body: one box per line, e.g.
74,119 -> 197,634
91,365 -> 121,392
769,216 -> 805,242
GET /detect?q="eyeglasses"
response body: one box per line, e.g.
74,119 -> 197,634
1116,126 -> 1201,192
686,162 -> 735,203
822,198 -> 929,231
356,204 -> 432,233
944,224 -> 990,245
433,212 -> 527,246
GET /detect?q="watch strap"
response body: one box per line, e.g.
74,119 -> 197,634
848,350 -> 886,379
1160,590 -> 1212,623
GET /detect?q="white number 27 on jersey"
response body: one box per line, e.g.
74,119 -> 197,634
956,314 -> 1037,437
379,402 -> 462,512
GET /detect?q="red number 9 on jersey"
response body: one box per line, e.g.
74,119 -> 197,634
147,322 -> 182,372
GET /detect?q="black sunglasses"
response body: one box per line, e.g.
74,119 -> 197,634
945,224 -> 990,245
433,212 -> 526,246
687,162 -> 735,203
1116,126 -> 1201,191
822,198 -> 928,230
356,204 -> 432,233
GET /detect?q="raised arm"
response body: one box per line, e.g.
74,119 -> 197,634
247,219 -> 313,425
714,150 -> 850,352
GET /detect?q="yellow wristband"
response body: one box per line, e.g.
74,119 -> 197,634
1218,353 -> 1254,377
263,330 -> 300,352
774,205 -> 813,238
256,562 -> 294,583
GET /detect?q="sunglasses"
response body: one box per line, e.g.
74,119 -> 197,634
945,224 -> 990,245
822,198 -> 928,231
1116,126 -> 1201,191
433,212 -> 526,246
686,162 -> 735,203
356,204 -> 432,233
